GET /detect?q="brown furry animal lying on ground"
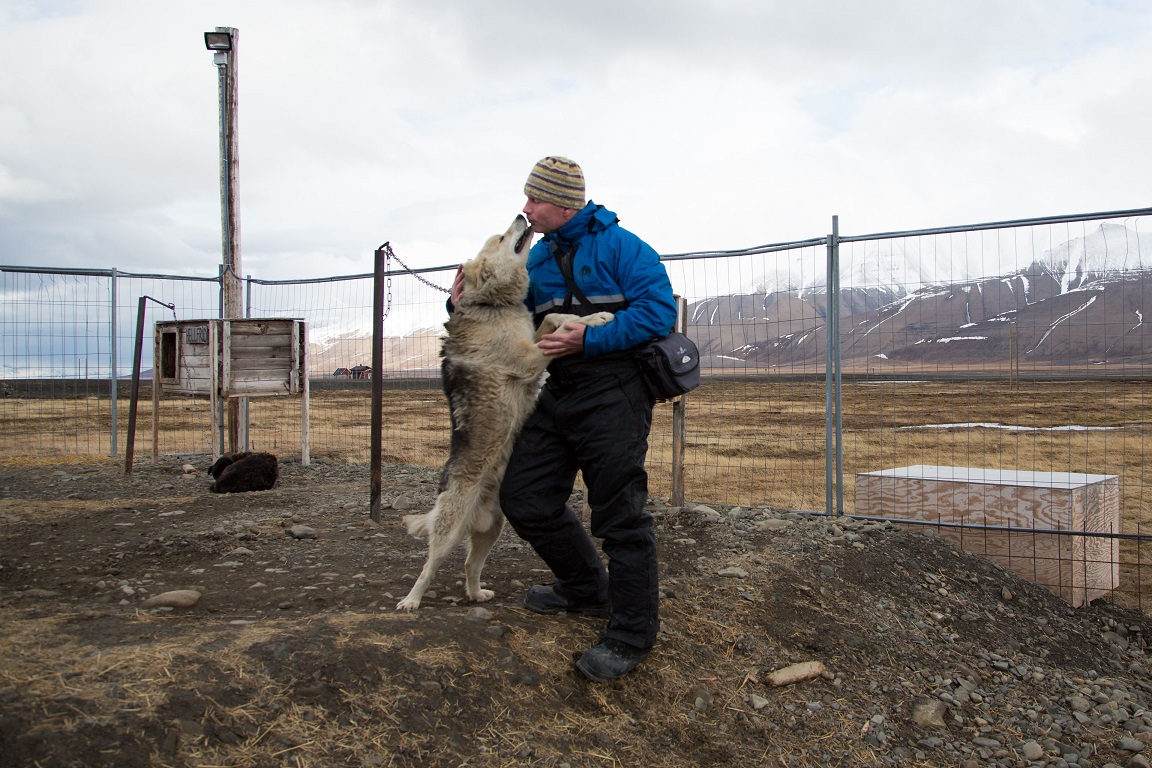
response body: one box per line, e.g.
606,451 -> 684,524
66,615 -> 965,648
207,452 -> 279,493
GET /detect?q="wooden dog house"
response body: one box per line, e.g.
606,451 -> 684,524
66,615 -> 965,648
152,318 -> 309,463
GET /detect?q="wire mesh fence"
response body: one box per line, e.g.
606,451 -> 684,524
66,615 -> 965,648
2,206 -> 1150,611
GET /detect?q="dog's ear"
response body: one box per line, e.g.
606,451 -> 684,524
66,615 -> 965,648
465,258 -> 496,288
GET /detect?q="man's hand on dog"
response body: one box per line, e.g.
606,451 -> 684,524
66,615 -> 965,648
538,322 -> 587,358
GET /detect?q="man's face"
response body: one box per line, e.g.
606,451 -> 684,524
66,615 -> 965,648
523,197 -> 577,235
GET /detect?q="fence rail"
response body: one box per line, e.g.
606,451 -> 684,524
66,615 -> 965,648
3,204 -> 1152,611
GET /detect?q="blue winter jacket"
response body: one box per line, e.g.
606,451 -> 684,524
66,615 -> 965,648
527,202 -> 677,359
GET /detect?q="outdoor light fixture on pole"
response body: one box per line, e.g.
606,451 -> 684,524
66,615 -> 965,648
204,26 -> 246,453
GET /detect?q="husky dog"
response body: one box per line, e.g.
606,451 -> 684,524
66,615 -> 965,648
396,215 -> 613,611
207,451 -> 279,493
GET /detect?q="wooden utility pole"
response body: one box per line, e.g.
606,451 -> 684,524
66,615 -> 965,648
214,26 -> 244,453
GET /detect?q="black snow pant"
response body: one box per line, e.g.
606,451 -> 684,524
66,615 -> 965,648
499,356 -> 659,651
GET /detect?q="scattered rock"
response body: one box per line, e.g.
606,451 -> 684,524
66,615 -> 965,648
141,590 -> 202,609
286,525 -> 317,540
687,685 -> 714,712
766,661 -> 826,687
1021,740 -> 1045,760
1119,737 -> 1147,753
911,698 -> 948,728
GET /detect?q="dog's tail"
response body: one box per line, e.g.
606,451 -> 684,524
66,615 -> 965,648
403,512 -> 430,538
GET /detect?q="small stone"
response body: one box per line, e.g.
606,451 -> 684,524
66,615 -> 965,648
286,525 -> 317,540
693,505 -> 722,521
391,495 -> 414,511
766,661 -> 826,687
687,685 -> 714,711
141,589 -> 202,609
748,694 -> 770,710
1001,587 -> 1013,601
1118,737 -> 1146,753
1021,740 -> 1045,760
911,699 -> 948,729
718,566 -> 749,578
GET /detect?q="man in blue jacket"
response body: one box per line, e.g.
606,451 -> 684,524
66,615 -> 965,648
498,156 -> 676,682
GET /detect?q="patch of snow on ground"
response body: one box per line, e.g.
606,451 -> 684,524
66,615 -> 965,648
899,422 -> 1123,432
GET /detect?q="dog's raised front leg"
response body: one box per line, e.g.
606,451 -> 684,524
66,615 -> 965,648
535,313 -> 577,340
536,311 -> 614,341
577,311 -> 614,328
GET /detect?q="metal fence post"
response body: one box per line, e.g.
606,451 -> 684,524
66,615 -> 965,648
824,230 -> 835,516
831,216 -> 844,514
239,273 -> 252,451
823,216 -> 845,515
110,268 -> 119,457
125,295 -> 147,473
369,246 -> 386,523
670,295 -> 688,507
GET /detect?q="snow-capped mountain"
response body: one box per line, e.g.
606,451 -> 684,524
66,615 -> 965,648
689,224 -> 1152,371
1037,222 -> 1152,293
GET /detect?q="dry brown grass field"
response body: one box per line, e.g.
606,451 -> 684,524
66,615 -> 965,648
2,377 -> 1150,609
7,379 -> 1152,766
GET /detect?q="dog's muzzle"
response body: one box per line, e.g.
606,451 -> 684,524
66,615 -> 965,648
514,220 -> 533,254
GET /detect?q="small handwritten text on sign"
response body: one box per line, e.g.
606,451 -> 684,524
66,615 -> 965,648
184,325 -> 209,344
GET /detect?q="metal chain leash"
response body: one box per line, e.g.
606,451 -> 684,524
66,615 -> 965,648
381,243 -> 450,294
377,242 -> 450,323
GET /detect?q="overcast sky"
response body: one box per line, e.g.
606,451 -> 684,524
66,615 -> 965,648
1,0 -> 1149,283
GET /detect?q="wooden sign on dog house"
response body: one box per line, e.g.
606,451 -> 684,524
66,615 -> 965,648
152,318 -> 309,463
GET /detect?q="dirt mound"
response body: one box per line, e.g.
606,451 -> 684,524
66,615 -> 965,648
1,457 -> 1150,767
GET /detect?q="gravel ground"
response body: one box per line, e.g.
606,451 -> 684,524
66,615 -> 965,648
2,456 -> 1152,767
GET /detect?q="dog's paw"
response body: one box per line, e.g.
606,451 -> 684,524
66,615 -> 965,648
396,596 -> 421,611
469,588 -> 496,603
581,311 -> 614,327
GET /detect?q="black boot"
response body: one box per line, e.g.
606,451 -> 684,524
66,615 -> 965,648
524,584 -> 609,617
575,638 -> 650,682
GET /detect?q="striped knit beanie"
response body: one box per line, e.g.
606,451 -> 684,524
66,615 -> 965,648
524,156 -> 586,209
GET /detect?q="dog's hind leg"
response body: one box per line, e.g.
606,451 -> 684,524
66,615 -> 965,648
396,527 -> 459,611
396,498 -> 463,611
463,512 -> 504,603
